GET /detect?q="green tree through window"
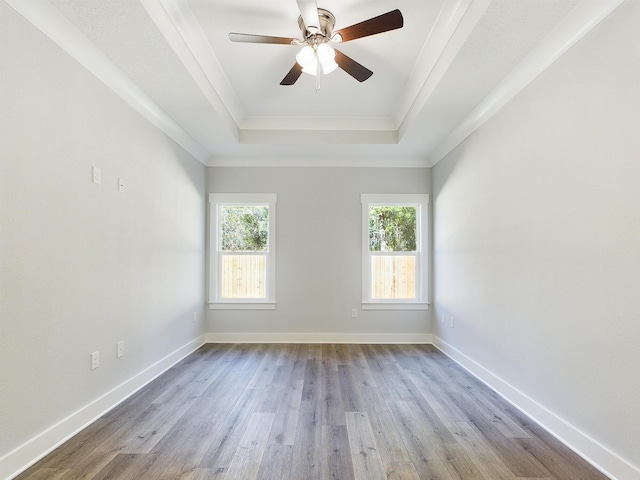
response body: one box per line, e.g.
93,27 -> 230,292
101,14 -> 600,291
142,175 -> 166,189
221,206 -> 269,252
362,194 -> 428,307
368,206 -> 416,252
209,193 -> 276,306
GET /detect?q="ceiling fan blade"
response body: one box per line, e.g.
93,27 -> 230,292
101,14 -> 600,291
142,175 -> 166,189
296,0 -> 320,33
334,9 -> 403,43
229,32 -> 296,45
280,63 -> 303,85
334,49 -> 373,82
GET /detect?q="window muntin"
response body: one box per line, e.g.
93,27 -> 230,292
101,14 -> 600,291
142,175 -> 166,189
209,194 -> 276,308
362,194 -> 429,310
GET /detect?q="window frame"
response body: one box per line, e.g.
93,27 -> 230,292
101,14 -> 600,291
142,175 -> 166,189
208,193 -> 277,310
361,194 -> 429,311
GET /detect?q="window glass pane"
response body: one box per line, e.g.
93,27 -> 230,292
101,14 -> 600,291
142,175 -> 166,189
221,206 -> 269,252
221,254 -> 266,298
368,206 -> 417,252
371,255 -> 416,299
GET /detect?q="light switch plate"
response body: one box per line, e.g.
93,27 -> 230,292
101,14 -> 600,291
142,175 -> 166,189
91,351 -> 99,369
92,166 -> 101,185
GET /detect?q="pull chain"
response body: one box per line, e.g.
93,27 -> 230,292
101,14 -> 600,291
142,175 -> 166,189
315,55 -> 321,91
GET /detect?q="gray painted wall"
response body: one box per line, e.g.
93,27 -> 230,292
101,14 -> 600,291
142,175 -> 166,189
2,0 -> 638,477
0,4 -> 206,473
206,167 -> 432,341
432,1 -> 639,475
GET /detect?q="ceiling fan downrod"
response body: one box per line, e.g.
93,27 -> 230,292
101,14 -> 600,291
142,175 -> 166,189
298,8 -> 336,42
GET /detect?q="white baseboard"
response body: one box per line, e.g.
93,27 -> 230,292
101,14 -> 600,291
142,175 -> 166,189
205,332 -> 433,344
1,335 -> 206,480
433,336 -> 640,480
10,333 -> 634,480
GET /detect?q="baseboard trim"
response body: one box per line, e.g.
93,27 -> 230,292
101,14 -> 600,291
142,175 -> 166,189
1,335 -> 206,480
9,334 -> 634,480
205,332 -> 432,344
432,336 -> 640,480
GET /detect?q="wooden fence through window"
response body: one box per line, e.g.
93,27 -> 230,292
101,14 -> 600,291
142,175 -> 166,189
221,255 -> 266,299
221,254 -> 414,299
371,255 -> 416,299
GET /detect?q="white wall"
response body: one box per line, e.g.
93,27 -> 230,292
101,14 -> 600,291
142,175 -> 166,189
206,166 -> 432,343
0,4 -> 206,477
431,1 -> 639,478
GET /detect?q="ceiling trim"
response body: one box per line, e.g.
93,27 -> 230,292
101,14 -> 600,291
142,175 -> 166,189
135,0 -> 422,149
146,0 -> 499,150
238,129 -> 397,145
142,0 -> 243,134
207,157 -> 431,168
394,0 -> 492,137
7,0 -> 622,167
238,116 -> 398,145
428,0 -> 628,164
240,116 -> 397,131
4,0 -> 210,164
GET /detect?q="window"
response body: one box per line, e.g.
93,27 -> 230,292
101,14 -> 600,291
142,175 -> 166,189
361,194 -> 429,310
209,194 -> 276,309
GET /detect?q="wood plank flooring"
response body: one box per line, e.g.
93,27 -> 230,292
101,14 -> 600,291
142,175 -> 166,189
15,344 -> 609,480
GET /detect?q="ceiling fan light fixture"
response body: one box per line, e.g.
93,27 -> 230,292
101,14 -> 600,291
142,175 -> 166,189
229,5 -> 404,86
296,43 -> 338,76
296,45 -> 315,71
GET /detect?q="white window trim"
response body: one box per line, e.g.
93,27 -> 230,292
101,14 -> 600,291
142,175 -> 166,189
361,193 -> 430,311
208,193 -> 276,310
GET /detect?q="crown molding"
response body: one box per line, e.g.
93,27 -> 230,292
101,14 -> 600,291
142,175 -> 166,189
427,0 -> 628,164
207,156 -> 431,168
394,0 -> 492,137
240,116 -> 397,131
4,0 -> 210,165
7,0 -> 622,169
143,0 -> 244,132
238,128 -> 398,145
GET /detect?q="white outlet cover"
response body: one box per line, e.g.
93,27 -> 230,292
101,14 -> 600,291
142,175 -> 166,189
91,351 -> 99,369
92,166 -> 101,185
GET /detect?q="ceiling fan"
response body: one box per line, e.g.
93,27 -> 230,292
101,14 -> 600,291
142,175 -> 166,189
229,0 -> 403,87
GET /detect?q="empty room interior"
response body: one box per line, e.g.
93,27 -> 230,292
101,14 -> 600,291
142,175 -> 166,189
1,0 -> 638,479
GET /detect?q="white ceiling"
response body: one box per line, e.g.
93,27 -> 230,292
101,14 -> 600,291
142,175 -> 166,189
4,0 -> 626,166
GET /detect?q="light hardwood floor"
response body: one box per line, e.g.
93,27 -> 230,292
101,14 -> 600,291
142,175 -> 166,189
15,343 -> 609,479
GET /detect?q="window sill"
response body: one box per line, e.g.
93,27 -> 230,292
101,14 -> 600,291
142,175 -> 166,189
208,302 -> 276,310
361,302 -> 429,311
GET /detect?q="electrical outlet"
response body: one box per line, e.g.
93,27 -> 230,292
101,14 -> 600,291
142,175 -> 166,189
91,351 -> 100,369
351,308 -> 358,318
117,341 -> 124,358
92,166 -> 101,185
441,313 -> 446,324
450,317 -> 455,328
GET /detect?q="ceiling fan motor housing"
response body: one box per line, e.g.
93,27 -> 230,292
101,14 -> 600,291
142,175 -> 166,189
229,6 -> 404,85
298,8 -> 336,40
